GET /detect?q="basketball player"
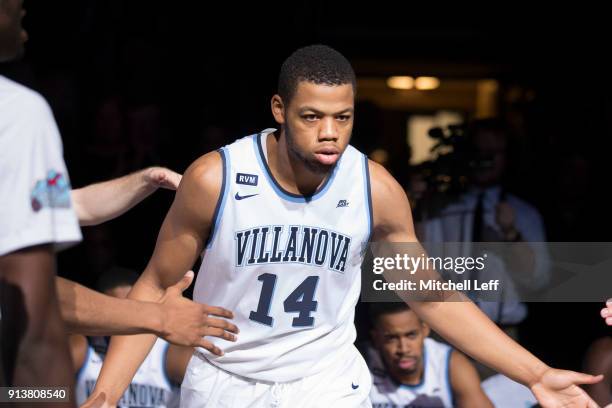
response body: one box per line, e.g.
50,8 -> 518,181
366,302 -> 492,408
1,0 -> 81,393
87,45 -> 603,407
1,0 -> 235,395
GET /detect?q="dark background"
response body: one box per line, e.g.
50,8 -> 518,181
2,1 -> 610,372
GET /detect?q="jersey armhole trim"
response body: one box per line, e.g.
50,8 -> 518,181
205,148 -> 230,249
446,348 -> 454,408
252,133 -> 341,203
362,155 -> 374,242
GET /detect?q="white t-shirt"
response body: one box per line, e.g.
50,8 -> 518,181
0,75 -> 81,256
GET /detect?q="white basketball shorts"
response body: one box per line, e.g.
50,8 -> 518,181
180,347 -> 372,408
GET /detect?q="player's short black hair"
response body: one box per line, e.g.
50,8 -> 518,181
368,302 -> 412,326
96,266 -> 139,293
278,44 -> 356,105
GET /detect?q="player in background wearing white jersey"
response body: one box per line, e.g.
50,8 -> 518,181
71,267 -> 193,408
86,45 -> 603,408
366,302 -> 493,408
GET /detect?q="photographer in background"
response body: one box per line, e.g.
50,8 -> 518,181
409,119 -> 550,374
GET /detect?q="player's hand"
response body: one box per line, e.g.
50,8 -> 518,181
143,166 -> 182,190
600,299 -> 612,325
157,271 -> 239,354
530,367 -> 603,407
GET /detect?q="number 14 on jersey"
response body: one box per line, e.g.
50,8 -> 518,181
249,273 -> 319,327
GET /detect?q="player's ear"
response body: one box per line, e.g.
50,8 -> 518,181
271,94 -> 286,124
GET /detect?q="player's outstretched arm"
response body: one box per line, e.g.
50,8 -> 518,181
72,166 -> 182,226
368,160 -> 603,408
84,152 -> 238,407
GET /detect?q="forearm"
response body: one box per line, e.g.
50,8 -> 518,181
56,277 -> 163,336
411,300 -> 549,387
72,168 -> 156,226
90,277 -> 166,404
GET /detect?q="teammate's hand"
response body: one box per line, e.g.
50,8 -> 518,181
143,166 -> 182,190
530,367 -> 603,407
157,271 -> 239,354
600,299 -> 612,326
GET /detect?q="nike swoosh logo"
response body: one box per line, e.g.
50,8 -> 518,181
351,383 -> 359,390
235,193 -> 258,200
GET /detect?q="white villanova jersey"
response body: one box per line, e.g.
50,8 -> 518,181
75,338 -> 178,408
194,129 -> 373,382
368,338 -> 453,408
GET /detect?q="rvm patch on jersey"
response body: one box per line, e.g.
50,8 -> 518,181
236,173 -> 258,186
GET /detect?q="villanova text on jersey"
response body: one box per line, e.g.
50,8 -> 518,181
234,225 -> 351,273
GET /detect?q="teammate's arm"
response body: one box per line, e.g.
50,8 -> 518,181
85,152 -> 238,406
57,272 -> 229,346
449,351 -> 494,408
72,166 -> 181,226
369,160 -> 602,408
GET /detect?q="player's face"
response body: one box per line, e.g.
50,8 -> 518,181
275,81 -> 354,174
372,310 -> 429,378
0,0 -> 27,62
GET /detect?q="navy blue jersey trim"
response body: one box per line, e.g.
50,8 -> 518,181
363,155 -> 374,242
253,133 -> 339,203
205,148 -> 229,249
446,348 -> 454,407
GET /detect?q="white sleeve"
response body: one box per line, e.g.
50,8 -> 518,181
0,88 -> 82,256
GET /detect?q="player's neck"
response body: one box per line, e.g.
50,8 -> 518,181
266,131 -> 329,195
392,364 -> 425,386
